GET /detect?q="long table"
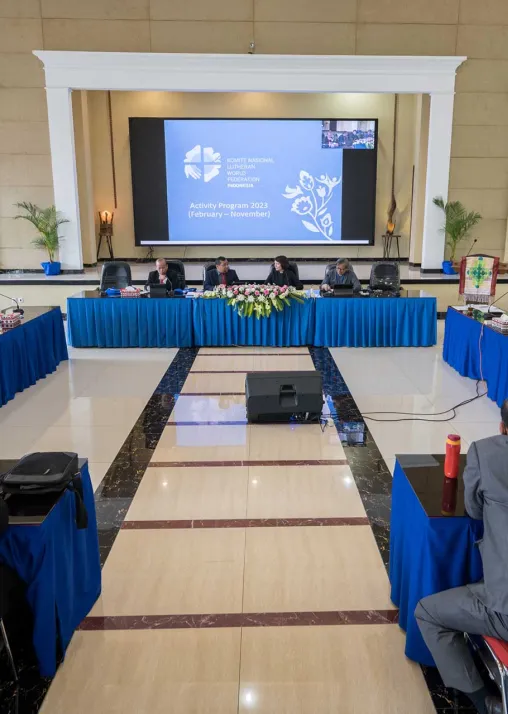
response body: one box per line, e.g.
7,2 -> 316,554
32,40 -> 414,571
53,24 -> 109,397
0,306 -> 68,407
443,306 -> 508,407
67,290 -> 437,348
389,454 -> 483,666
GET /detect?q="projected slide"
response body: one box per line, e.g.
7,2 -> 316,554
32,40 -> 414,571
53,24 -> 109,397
163,119 -> 374,244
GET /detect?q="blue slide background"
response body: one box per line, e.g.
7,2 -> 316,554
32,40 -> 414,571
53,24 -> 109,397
164,119 -> 344,243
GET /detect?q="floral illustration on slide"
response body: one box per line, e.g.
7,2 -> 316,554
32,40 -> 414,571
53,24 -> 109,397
282,171 -> 341,240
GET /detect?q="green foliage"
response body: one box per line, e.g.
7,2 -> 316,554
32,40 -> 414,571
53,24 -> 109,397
433,196 -> 482,262
14,202 -> 68,262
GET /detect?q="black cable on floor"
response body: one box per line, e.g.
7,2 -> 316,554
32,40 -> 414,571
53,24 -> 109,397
362,380 -> 487,423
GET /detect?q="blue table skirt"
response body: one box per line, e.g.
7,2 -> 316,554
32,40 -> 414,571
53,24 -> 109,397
389,460 -> 483,665
67,296 -> 193,348
314,295 -> 437,347
0,461 -> 101,676
0,307 -> 68,408
192,298 -> 315,346
67,296 -> 437,348
443,307 -> 508,408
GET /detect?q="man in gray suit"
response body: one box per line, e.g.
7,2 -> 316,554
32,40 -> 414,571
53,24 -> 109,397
321,258 -> 361,292
415,400 -> 508,714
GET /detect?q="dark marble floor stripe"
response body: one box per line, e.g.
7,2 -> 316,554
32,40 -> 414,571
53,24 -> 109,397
79,609 -> 399,631
121,517 -> 370,529
307,347 -> 474,713
166,420 -> 247,426
147,459 -> 348,468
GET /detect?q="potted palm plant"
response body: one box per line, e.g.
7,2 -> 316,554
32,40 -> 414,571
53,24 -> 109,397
433,196 -> 482,275
14,202 -> 68,276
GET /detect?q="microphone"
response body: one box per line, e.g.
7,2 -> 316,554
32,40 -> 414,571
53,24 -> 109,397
466,238 -> 478,257
0,292 -> 24,315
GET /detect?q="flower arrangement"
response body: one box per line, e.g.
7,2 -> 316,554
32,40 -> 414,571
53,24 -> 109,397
203,283 -> 305,319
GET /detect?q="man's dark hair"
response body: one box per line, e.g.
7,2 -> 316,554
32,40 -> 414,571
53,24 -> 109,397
215,256 -> 227,266
502,400 -> 508,428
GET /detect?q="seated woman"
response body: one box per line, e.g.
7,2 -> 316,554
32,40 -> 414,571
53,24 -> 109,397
265,255 -> 301,289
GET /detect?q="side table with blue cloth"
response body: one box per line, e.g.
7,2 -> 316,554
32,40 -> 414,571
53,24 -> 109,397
389,454 -> 483,665
67,291 -> 193,348
0,306 -> 68,407
314,290 -> 437,347
0,459 -> 101,676
193,298 -> 315,346
443,306 -> 508,408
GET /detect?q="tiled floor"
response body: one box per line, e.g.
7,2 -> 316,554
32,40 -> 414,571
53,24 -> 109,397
0,320 -> 501,713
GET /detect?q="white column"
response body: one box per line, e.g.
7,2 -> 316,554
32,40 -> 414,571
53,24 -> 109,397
421,92 -> 455,271
46,87 -> 82,271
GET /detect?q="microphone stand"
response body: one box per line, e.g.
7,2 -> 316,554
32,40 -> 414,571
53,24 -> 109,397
0,292 -> 24,315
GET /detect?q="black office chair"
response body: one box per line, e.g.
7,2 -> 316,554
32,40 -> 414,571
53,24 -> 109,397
287,261 -> 299,281
100,261 -> 132,291
369,261 -> 400,291
165,260 -> 185,289
203,262 -> 216,289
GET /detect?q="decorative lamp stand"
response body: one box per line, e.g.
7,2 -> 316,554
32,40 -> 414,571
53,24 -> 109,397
97,211 -> 114,260
382,233 -> 401,260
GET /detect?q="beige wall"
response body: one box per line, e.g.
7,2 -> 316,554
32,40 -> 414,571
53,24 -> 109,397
86,90 -> 413,261
0,0 -> 507,268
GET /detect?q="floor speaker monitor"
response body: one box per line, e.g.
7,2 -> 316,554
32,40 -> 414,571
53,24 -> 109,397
245,371 -> 323,423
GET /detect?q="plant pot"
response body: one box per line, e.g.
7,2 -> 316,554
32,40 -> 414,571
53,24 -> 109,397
41,261 -> 61,276
442,260 -> 457,275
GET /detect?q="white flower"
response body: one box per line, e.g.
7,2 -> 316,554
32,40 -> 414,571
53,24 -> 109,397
291,196 -> 313,215
226,290 -> 233,298
299,171 -> 314,190
270,293 -> 277,301
282,185 -> 303,199
281,291 -> 289,298
317,186 -> 326,198
237,294 -> 245,301
247,295 -> 255,303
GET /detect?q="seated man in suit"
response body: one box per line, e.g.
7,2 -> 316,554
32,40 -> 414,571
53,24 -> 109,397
321,258 -> 361,292
415,399 -> 508,714
147,258 -> 184,290
204,257 -> 239,291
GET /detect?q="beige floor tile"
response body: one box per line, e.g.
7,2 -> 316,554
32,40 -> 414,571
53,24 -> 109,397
151,425 -> 249,463
40,629 -> 241,714
239,626 -> 435,714
191,354 -> 315,372
243,526 -> 393,612
92,529 -> 245,615
248,424 -> 346,462
181,372 -> 246,394
127,467 -> 249,520
247,465 -> 365,518
198,347 -> 309,355
171,394 -> 246,422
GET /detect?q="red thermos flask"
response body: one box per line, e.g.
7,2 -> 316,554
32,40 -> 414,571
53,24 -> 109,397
442,434 -> 461,516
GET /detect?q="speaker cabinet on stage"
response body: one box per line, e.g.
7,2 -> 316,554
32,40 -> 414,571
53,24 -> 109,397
245,371 -> 323,423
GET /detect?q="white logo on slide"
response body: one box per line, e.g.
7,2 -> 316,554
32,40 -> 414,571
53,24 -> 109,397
184,145 -> 221,183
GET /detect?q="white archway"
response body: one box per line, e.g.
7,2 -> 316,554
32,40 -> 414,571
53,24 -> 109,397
34,51 -> 465,271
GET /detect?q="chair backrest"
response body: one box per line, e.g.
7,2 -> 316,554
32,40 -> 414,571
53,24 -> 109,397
369,261 -> 400,290
203,262 -> 217,287
165,260 -> 185,281
287,261 -> 299,280
100,261 -> 132,291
